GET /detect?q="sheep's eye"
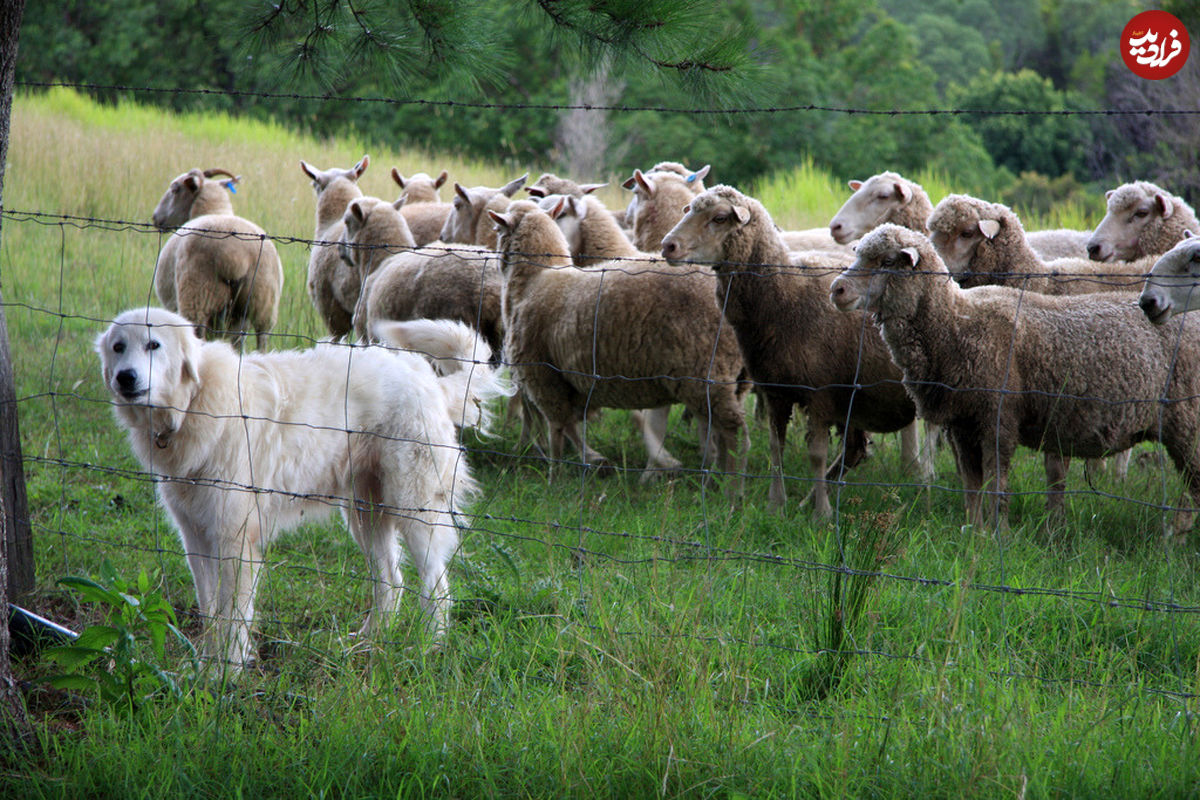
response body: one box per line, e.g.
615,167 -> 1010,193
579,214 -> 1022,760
712,214 -> 728,224
960,230 -> 974,239
881,255 -> 896,267
1134,210 -> 1149,219
147,340 -> 161,351
112,341 -> 125,354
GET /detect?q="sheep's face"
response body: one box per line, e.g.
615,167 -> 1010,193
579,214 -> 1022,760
928,207 -> 997,280
660,197 -> 749,266
831,226 -> 927,314
1088,185 -> 1172,263
1140,232 -> 1200,324
152,170 -> 204,230
441,184 -> 482,244
829,173 -> 913,244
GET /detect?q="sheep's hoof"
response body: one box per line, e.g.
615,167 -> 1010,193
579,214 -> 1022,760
582,459 -> 616,477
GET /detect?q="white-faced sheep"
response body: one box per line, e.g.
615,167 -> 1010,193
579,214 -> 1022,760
151,168 -> 283,348
1088,180 -> 1200,263
927,194 -> 1152,294
829,171 -> 934,245
1140,231 -> 1200,323
439,175 -> 528,249
830,223 -> 1200,537
300,155 -> 370,337
660,185 -> 933,517
490,199 -> 748,489
526,173 -> 606,199
627,166 -> 710,252
338,195 -> 504,358
391,167 -> 453,246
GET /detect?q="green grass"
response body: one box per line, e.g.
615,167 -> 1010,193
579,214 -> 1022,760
5,88 -> 1200,798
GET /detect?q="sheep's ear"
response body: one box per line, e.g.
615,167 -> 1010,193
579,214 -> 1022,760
899,247 -> 920,267
1156,193 -> 1174,219
526,186 -> 547,198
1105,189 -> 1115,201
634,169 -> 653,195
352,155 -> 370,180
348,198 -> 368,223
501,174 -> 528,197
579,183 -> 606,194
183,174 -> 202,194
1184,230 -> 1196,240
848,180 -> 863,191
391,168 -> 406,188
547,197 -> 568,220
894,182 -> 913,203
978,219 -> 1001,239
487,209 -> 512,230
621,174 -> 637,190
300,160 -> 318,181
689,164 -> 711,183
454,183 -> 472,203
571,196 -> 587,219
393,196 -> 407,211
434,170 -> 448,189
732,205 -> 751,225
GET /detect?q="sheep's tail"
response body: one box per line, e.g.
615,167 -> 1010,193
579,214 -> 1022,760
372,318 -> 514,434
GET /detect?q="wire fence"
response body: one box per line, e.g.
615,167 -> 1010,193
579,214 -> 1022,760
5,79 -> 1200,709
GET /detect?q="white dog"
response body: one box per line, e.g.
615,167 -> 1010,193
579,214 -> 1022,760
96,307 -> 509,668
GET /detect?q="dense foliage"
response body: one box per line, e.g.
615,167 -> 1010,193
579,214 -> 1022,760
14,0 -> 1200,198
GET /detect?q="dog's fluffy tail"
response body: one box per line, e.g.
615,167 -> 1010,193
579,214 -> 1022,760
373,318 -> 513,434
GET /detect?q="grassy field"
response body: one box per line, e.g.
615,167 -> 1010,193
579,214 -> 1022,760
3,88 -> 1200,798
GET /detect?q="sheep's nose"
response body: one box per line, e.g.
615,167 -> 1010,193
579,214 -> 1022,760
116,369 -> 138,390
661,240 -> 679,260
1087,242 -> 1102,261
1139,293 -> 1161,314
831,283 -> 846,301
830,222 -> 842,235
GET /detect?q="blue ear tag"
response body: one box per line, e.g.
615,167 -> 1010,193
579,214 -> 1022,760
224,181 -> 237,194
686,173 -> 697,183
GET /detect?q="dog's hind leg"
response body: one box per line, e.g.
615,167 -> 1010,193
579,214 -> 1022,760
401,506 -> 459,641
346,486 -> 406,637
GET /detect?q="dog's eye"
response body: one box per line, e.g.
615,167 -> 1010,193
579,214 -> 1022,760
112,341 -> 125,354
147,340 -> 161,351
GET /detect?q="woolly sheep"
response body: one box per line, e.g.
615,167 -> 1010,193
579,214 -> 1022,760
389,167 -> 453,246
830,224 -> 1200,536
660,185 -> 933,517
526,173 -> 606,199
300,155 -> 370,337
1139,231 -> 1200,323
338,195 -> 504,357
829,171 -> 934,244
151,168 -> 283,348
628,167 -> 709,252
927,194 -> 1152,294
1088,181 -> 1200,263
490,199 -> 748,488
439,175 -> 528,249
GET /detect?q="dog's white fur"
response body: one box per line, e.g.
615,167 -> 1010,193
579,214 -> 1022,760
96,307 -> 509,667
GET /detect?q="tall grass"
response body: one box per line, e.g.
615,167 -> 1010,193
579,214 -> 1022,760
4,89 -> 1200,798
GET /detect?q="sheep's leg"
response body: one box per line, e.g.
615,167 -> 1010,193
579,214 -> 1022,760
1044,452 -> 1069,522
765,395 -> 793,509
559,418 -> 614,473
949,432 -> 985,528
980,441 -> 1013,533
901,420 -> 939,481
803,418 -> 833,520
638,406 -> 683,482
1163,438 -> 1200,542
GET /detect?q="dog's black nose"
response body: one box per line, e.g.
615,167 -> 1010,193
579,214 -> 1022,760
116,369 -> 138,390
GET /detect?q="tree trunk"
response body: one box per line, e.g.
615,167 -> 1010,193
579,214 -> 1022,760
0,0 -> 33,750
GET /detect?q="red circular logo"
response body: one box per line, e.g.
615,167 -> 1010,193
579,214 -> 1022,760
1122,11 -> 1190,80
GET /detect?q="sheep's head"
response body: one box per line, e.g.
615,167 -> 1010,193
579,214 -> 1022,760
391,168 -> 448,204
487,199 -> 571,273
625,164 -> 710,246
337,196 -> 408,272
660,186 -> 752,266
152,168 -> 240,230
536,194 -> 587,256
829,171 -> 918,244
300,155 -> 369,196
928,195 -> 1017,283
1140,230 -> 1200,324
440,174 -> 527,245
1088,181 -> 1178,263
830,224 -> 941,314
526,173 -> 605,199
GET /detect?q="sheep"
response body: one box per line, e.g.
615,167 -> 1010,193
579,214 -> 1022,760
927,194 -> 1152,295
489,199 -> 748,488
151,167 -> 283,348
300,155 -> 370,337
1024,229 -> 1092,260
829,223 -> 1200,537
439,175 -> 528,249
337,195 -> 504,358
1088,180 -> 1200,263
829,171 -> 934,245
660,185 -> 933,517
1139,231 -> 1200,323
391,167 -> 453,246
525,173 -> 606,199
628,166 -> 709,252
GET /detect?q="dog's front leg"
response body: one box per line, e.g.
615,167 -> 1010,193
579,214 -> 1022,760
207,517 -> 265,669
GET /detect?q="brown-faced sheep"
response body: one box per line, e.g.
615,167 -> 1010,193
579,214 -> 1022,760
338,196 -> 504,358
439,175 -> 528,249
627,166 -> 710,251
300,155 -> 370,337
1140,231 -> 1200,323
1088,180 -> 1200,263
490,199 -> 748,489
830,224 -> 1200,537
151,168 -> 283,348
660,185 -> 932,517
390,167 -> 453,246
928,194 -> 1152,294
